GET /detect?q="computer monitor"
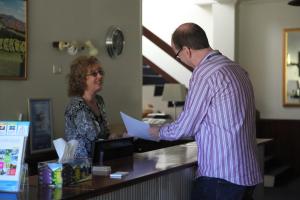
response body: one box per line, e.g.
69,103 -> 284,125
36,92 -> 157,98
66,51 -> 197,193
92,137 -> 134,165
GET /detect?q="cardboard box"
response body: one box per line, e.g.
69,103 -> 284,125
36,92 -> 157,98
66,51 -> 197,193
38,159 -> 91,187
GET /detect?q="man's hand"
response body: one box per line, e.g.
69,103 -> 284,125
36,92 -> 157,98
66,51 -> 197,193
149,126 -> 160,140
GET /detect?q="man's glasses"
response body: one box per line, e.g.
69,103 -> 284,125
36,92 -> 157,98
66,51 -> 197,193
86,69 -> 104,77
175,47 -> 182,59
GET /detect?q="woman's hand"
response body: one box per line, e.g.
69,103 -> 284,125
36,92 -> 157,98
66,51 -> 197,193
108,133 -> 120,140
122,132 -> 130,138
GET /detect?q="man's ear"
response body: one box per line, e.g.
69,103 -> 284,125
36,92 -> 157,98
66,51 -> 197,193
185,47 -> 192,58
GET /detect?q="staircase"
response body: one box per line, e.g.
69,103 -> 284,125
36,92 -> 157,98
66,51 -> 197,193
263,144 -> 292,187
142,26 -> 191,88
143,64 -> 166,86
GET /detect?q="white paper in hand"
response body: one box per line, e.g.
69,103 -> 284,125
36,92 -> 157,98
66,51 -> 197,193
120,112 -> 156,141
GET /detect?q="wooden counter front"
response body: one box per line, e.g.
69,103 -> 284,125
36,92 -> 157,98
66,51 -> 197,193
22,139 -> 269,200
27,142 -> 198,200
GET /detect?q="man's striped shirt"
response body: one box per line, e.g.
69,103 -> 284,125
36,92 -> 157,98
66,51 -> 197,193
159,50 -> 263,186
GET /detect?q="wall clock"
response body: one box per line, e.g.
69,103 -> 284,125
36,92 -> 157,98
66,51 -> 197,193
105,26 -> 125,58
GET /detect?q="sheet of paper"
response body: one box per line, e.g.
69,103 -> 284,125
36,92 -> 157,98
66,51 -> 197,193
53,138 -> 78,163
53,138 -> 66,162
120,112 -> 156,141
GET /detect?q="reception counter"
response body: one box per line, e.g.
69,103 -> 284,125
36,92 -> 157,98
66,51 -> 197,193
26,142 -> 198,200
16,139 -> 270,200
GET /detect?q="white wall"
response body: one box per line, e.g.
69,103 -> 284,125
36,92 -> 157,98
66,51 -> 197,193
0,0 -> 142,138
237,0 -> 300,119
143,0 -> 237,60
213,2 -> 236,60
143,0 -> 213,47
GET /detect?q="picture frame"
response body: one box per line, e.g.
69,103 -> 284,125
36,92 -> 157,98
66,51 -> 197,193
28,98 -> 54,154
282,28 -> 300,106
0,0 -> 28,80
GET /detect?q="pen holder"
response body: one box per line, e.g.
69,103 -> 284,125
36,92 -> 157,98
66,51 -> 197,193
38,158 -> 92,188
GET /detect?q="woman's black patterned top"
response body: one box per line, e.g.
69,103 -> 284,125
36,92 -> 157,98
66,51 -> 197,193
64,95 -> 110,159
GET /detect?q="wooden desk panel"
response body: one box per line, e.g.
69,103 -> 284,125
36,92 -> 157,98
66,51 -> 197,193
27,142 -> 198,200
24,140 -> 268,200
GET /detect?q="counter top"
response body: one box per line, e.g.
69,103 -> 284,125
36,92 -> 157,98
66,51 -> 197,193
24,139 -> 270,199
27,142 -> 198,200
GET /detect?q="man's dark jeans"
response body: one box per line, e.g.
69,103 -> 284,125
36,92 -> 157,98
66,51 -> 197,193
191,176 -> 255,200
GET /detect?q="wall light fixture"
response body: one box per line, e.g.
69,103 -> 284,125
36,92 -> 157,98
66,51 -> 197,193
52,40 -> 98,56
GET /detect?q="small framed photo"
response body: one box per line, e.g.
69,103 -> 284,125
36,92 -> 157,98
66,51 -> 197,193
28,98 -> 54,154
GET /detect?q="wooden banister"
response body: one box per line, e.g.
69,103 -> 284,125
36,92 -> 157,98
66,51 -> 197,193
143,56 -> 177,83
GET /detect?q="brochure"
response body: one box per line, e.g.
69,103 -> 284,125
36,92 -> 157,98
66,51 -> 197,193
110,171 -> 129,179
0,121 -> 29,192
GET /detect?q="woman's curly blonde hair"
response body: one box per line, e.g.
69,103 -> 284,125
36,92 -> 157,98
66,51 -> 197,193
67,56 -> 102,96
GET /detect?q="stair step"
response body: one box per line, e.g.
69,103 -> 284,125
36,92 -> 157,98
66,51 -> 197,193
143,76 -> 166,85
143,67 -> 159,76
265,165 -> 290,176
264,156 -> 282,172
264,155 -> 274,162
264,165 -> 291,187
264,175 -> 275,187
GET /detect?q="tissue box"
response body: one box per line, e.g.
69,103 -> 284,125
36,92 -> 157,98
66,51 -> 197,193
38,158 -> 92,187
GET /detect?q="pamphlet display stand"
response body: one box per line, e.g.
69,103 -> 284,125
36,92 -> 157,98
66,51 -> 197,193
0,121 -> 30,196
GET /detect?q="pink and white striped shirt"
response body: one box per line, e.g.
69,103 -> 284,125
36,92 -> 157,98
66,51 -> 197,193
159,50 -> 263,186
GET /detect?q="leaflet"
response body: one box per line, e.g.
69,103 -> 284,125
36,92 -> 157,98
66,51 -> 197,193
120,112 -> 156,141
0,121 -> 29,192
110,171 -> 128,179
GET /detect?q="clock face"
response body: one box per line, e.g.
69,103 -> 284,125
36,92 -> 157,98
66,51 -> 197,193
105,26 -> 125,58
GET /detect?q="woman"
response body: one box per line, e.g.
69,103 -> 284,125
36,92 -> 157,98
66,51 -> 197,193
65,56 -> 110,159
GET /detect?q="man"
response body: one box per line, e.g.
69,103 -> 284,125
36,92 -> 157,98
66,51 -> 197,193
149,23 -> 262,200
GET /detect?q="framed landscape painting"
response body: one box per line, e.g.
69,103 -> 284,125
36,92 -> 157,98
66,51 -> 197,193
0,0 -> 27,80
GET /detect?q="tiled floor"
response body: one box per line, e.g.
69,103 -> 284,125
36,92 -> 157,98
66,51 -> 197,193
264,176 -> 300,200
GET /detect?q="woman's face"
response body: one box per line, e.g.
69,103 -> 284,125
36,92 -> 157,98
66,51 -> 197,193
85,64 -> 104,95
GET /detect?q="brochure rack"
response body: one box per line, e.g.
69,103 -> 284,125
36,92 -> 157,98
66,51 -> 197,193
0,121 -> 30,194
